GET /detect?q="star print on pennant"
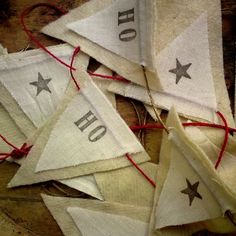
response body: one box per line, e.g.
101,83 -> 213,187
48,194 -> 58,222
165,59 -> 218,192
30,72 -> 52,96
181,178 -> 202,206
154,108 -> 225,229
169,58 -> 192,84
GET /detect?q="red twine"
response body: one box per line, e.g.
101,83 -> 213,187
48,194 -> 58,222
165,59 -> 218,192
20,3 -> 74,70
215,111 -> 229,169
131,111 -> 233,170
126,153 -> 156,187
0,134 -> 32,161
88,72 -> 129,83
69,46 -> 81,90
20,3 -> 128,82
16,2 -> 233,188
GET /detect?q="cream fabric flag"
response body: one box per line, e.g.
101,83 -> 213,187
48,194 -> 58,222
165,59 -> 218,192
58,65 -> 116,200
42,194 -> 151,236
41,0 -> 159,91
95,162 -> 157,207
148,108 -> 236,236
67,206 -> 148,236
8,68 -> 149,188
153,107 -> 236,229
59,175 -> 104,200
153,0 -> 234,126
34,72 -> 144,172
109,12 -> 218,123
67,0 -> 154,69
0,44 -> 89,137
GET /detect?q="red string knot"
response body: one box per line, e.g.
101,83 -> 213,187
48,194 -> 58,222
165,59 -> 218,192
9,143 -> 32,159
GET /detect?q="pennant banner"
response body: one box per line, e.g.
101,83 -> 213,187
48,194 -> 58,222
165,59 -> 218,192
8,69 -> 149,188
0,44 -> 89,136
153,107 -> 236,229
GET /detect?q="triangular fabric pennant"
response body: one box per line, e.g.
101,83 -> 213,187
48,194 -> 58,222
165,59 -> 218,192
153,107 -> 236,229
155,139 -> 221,228
0,44 -> 89,136
154,12 -> 217,115
67,206 -> 148,236
8,68 -> 149,188
34,71 -> 144,172
41,194 -> 151,236
67,0 -> 154,69
41,0 -> 159,91
59,175 -> 104,200
148,107 -> 236,235
152,0 -> 234,126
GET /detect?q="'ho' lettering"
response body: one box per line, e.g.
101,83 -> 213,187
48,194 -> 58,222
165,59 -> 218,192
118,8 -> 134,25
74,111 -> 107,142
88,126 -> 107,142
119,29 -> 137,42
74,110 -> 97,132
118,8 -> 136,42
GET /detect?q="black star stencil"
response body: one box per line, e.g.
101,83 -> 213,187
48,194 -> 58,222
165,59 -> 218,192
169,58 -> 192,84
30,72 -> 52,96
181,178 -> 202,206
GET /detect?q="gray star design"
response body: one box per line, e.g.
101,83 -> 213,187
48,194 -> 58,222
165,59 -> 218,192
169,58 -> 192,84
30,72 -> 52,96
181,178 -> 202,206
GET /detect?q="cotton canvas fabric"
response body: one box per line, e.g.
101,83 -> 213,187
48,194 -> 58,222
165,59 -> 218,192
95,162 -> 157,207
